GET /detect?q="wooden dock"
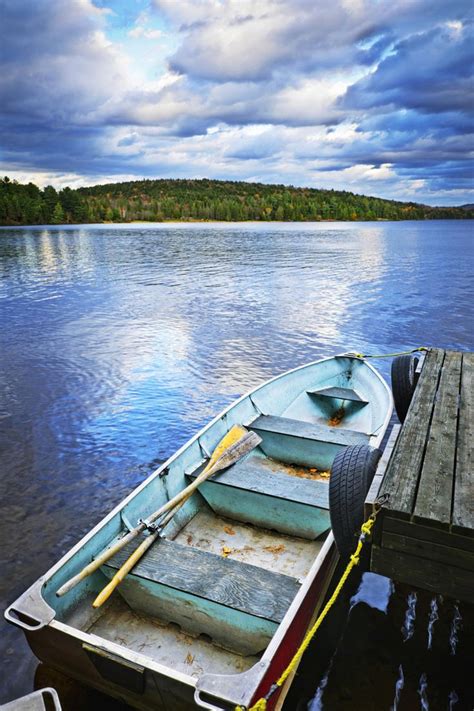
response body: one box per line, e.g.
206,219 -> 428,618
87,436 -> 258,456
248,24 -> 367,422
366,348 -> 473,603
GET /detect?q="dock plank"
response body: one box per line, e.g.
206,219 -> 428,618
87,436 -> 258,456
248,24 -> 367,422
413,351 -> 462,527
383,349 -> 444,517
382,531 -> 474,572
452,352 -> 474,536
371,546 -> 474,602
383,516 -> 474,553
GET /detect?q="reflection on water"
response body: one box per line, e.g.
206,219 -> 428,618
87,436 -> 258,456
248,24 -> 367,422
391,665 -> 405,711
0,221 -> 473,705
301,575 -> 473,711
418,672 -> 429,710
402,592 -> 417,642
449,604 -> 462,656
427,596 -> 440,650
350,571 -> 394,614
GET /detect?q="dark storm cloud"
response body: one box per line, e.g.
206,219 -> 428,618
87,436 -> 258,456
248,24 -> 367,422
343,25 -> 474,115
0,0 -> 472,202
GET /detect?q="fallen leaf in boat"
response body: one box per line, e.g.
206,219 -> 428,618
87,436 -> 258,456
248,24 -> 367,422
264,544 -> 286,554
309,468 -> 317,473
329,407 -> 345,426
223,525 -> 236,535
185,653 -> 194,664
320,471 -> 330,478
186,534 -> 193,544
221,546 -> 233,557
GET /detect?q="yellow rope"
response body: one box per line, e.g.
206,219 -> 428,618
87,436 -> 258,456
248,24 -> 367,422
350,346 -> 429,359
236,514 -> 380,711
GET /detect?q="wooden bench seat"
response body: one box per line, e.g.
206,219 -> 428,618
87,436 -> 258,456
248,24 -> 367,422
187,453 -> 331,539
105,538 -> 299,623
248,414 -> 368,471
102,537 -> 300,654
250,414 -> 367,446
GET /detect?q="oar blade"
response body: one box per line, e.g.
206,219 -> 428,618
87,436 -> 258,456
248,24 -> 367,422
208,430 -> 262,474
203,423 -> 247,473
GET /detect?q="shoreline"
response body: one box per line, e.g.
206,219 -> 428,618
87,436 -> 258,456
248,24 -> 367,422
1,216 -> 473,229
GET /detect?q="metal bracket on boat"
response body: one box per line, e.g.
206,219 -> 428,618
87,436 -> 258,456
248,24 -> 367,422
139,518 -> 163,535
120,511 -> 135,533
198,439 -> 211,459
158,466 -> 169,479
195,663 -> 269,711
4,578 -> 56,632
249,394 -> 263,414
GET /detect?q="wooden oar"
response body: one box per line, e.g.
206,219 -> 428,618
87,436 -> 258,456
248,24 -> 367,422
56,425 -> 260,598
92,428 -> 262,608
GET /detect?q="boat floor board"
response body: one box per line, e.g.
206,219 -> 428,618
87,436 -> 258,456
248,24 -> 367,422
250,414 -> 368,447
104,537 -> 301,624
88,597 -> 259,678
174,510 -> 324,580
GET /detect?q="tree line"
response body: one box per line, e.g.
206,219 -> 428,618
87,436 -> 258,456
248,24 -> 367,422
1,176 -> 472,225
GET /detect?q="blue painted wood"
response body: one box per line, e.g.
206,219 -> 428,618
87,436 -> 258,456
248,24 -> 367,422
188,454 -> 329,509
250,415 -> 368,446
194,481 -> 330,539
104,538 -> 300,623
249,414 -> 369,469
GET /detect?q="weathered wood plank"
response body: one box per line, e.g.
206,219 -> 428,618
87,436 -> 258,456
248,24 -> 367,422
413,351 -> 462,527
383,348 -> 444,517
381,531 -> 474,572
371,546 -> 474,603
383,516 -> 474,553
452,352 -> 474,536
365,425 -> 401,513
365,425 -> 400,547
188,455 -> 329,509
250,415 -> 368,447
105,537 -> 300,623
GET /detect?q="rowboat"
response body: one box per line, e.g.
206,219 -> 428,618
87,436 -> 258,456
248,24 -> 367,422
6,354 -> 393,710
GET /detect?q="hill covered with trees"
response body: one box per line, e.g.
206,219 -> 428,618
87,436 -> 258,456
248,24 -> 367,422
1,176 -> 472,225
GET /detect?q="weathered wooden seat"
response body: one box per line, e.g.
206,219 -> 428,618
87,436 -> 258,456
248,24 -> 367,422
102,537 -> 300,655
187,453 -> 331,539
248,414 -> 368,470
250,414 -> 367,445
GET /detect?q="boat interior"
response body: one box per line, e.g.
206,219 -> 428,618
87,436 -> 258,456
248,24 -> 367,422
42,356 -> 390,682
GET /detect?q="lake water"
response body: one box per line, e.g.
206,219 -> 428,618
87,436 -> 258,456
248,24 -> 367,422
0,220 -> 473,707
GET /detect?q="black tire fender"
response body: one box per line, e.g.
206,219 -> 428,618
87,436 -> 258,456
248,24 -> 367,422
391,354 -> 419,423
329,444 -> 381,558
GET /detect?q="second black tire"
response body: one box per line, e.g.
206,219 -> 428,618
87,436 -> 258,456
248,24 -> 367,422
329,444 -> 381,558
391,354 -> 419,423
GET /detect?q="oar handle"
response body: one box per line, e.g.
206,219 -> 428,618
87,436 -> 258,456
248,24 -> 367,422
56,525 -> 143,597
57,428 -> 260,599
92,531 -> 159,608
55,477 -> 206,598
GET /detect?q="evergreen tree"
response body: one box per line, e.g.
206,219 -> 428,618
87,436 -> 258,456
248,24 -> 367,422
51,202 -> 65,224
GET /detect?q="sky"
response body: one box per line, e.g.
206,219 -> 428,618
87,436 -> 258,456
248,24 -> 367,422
0,0 -> 473,205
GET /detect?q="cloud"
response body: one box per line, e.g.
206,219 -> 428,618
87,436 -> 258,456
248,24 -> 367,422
343,24 -> 474,115
0,0 -> 472,204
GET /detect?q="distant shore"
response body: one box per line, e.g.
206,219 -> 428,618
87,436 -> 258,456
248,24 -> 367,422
2,176 -> 472,226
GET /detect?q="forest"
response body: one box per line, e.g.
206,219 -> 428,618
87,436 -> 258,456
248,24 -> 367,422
1,176 -> 472,225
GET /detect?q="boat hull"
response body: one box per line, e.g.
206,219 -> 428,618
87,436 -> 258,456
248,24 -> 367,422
6,354 -> 392,709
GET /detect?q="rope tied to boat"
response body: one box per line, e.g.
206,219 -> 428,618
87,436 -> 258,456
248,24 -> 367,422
349,346 -> 429,359
235,499 -> 386,711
